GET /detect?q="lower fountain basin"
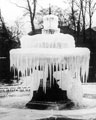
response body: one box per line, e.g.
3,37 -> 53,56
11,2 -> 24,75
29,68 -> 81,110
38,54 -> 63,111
0,83 -> 96,120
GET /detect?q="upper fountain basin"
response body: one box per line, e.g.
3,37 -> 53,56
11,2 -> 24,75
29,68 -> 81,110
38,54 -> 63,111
20,33 -> 75,49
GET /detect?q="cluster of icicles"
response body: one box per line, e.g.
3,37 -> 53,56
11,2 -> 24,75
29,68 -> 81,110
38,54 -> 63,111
10,48 -> 90,92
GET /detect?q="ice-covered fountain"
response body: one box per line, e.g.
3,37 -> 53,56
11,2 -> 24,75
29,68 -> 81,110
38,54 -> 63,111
10,14 -> 90,110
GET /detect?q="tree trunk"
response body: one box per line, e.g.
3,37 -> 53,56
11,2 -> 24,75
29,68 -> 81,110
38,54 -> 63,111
27,0 -> 36,35
31,19 -> 35,34
89,15 -> 92,40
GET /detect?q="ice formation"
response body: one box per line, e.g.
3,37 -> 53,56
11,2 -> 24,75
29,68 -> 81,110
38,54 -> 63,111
10,48 -> 90,91
20,33 -> 75,48
43,15 -> 58,30
10,14 -> 90,105
42,15 -> 60,34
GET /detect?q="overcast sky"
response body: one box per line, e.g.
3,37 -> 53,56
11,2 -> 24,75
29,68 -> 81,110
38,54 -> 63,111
0,0 -> 64,24
0,0 -> 96,30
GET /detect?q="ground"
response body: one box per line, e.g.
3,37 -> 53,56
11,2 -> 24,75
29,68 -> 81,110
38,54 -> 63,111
0,83 -> 96,120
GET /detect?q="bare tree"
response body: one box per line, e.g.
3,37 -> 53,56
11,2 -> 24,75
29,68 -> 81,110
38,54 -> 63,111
10,18 -> 24,40
76,0 -> 88,42
88,0 -> 96,28
70,0 -> 77,31
63,0 -> 77,30
10,0 -> 37,35
76,2 -> 82,36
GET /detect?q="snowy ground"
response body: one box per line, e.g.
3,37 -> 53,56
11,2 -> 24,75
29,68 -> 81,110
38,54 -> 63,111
0,83 -> 96,120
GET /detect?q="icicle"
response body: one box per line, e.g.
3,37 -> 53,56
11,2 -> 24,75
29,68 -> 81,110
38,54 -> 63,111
13,65 -> 15,79
45,63 -> 48,92
85,56 -> 90,83
36,60 -> 39,89
61,63 -> 62,88
55,61 -> 58,79
17,68 -> 19,80
43,63 -> 47,93
16,56 -> 19,79
29,58 -> 32,76
75,56 -> 78,82
52,62 -> 54,85
49,63 -> 52,88
58,63 -> 61,88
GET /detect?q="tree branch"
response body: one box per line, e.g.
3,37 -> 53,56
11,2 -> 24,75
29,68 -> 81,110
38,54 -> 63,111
10,1 -> 29,11
93,3 -> 96,9
33,0 -> 37,19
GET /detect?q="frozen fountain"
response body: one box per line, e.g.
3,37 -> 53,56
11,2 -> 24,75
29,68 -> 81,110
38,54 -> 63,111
10,14 -> 90,110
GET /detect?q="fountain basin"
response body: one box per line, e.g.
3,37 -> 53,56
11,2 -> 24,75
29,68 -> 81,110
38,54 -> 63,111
20,33 -> 75,48
0,83 -> 96,120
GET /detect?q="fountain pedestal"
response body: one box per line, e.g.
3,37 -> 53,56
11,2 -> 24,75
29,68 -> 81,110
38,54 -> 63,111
26,76 -> 73,110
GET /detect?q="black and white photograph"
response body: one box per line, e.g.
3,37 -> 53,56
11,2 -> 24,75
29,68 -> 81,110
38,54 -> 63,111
0,0 -> 96,119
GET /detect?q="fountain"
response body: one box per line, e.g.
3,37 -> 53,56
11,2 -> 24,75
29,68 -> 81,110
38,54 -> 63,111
10,14 -> 90,110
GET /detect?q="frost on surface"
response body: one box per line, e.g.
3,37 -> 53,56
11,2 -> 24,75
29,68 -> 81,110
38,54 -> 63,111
10,48 -> 90,91
20,34 -> 75,48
